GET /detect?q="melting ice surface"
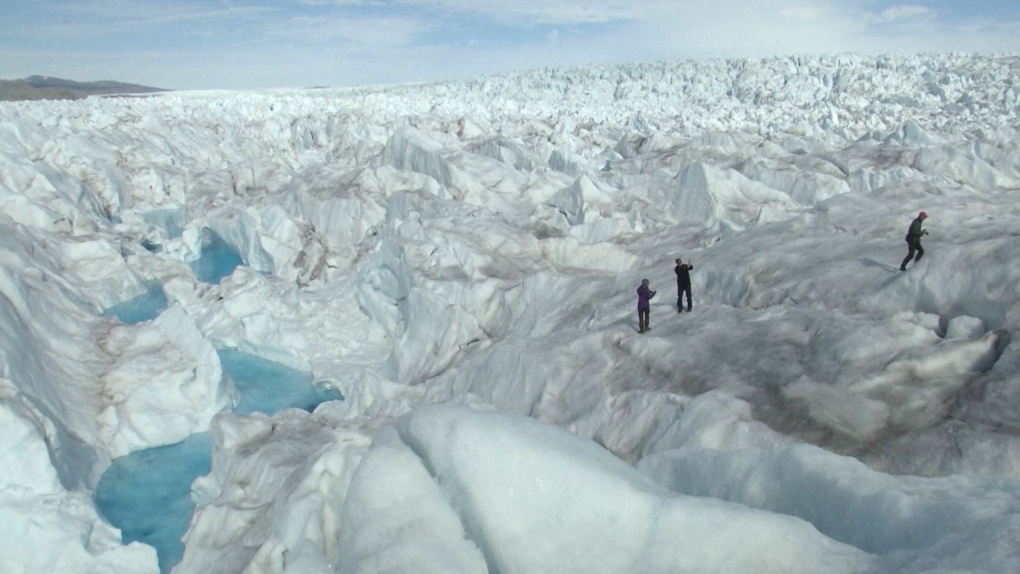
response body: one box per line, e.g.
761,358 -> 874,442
4,53 -> 1020,573
95,434 -> 211,574
189,229 -> 244,284
141,207 -> 185,239
219,348 -> 344,416
95,350 -> 343,573
101,281 -> 169,324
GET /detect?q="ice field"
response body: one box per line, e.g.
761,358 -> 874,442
1,53 -> 1020,572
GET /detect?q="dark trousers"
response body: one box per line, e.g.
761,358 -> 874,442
900,239 -> 923,270
638,307 -> 650,332
677,283 -> 692,312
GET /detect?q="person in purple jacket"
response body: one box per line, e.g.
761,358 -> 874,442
637,278 -> 656,333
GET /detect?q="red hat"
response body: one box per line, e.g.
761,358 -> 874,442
919,211 -> 928,218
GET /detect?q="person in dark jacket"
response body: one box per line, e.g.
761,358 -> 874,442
674,258 -> 694,312
900,211 -> 929,271
636,279 -> 656,333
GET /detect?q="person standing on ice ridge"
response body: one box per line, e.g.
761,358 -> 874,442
637,279 -> 656,333
900,211 -> 929,271
674,258 -> 694,312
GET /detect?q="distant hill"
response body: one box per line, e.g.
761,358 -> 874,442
0,76 -> 168,102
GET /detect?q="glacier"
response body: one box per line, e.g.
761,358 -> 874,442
1,52 -> 1019,573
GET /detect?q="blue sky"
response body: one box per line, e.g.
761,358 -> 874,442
2,1 -> 1018,90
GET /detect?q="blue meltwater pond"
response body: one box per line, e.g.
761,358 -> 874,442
94,350 -> 343,574
189,228 -> 245,284
101,280 -> 168,324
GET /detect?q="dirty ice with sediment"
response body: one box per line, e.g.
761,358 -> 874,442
1,52 -> 1020,573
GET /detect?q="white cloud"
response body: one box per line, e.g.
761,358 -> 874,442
871,5 -> 936,24
391,0 -> 649,24
297,0 -> 370,5
270,15 -> 422,47
12,1 -> 276,44
65,0 -> 273,28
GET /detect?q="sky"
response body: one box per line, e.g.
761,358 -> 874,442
2,1 -> 1019,91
